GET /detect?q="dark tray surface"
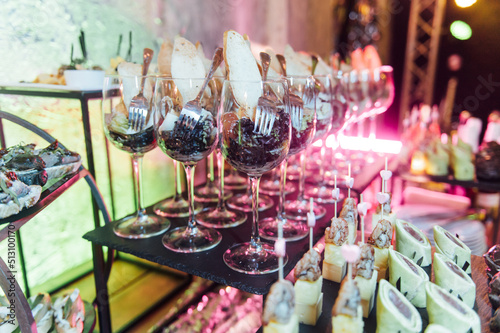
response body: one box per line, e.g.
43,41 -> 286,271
83,194 -> 336,295
83,156 -> 394,295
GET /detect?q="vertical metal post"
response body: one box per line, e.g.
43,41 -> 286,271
399,0 -> 447,131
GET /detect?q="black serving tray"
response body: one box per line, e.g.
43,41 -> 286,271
83,193 -> 336,295
83,156 -> 394,295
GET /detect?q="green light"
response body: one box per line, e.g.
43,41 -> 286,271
450,20 -> 472,40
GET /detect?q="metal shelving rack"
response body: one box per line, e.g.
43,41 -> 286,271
0,111 -> 112,333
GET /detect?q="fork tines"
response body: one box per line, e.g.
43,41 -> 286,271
128,106 -> 147,132
253,106 -> 276,136
291,103 -> 304,130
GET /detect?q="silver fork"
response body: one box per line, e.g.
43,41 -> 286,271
276,54 -> 304,130
253,52 -> 276,136
174,47 -> 224,139
128,48 -> 154,132
303,54 -> 322,105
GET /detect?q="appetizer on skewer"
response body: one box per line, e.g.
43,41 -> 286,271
339,198 -> 358,245
323,217 -> 349,282
353,243 -> 378,317
294,249 -> 323,325
262,280 -> 299,333
332,245 -> 363,333
367,218 -> 393,281
263,225 -> 298,333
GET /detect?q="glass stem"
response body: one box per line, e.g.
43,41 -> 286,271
319,140 -> 326,185
278,158 -> 288,220
208,152 -> 215,183
297,151 -> 306,202
132,154 -> 146,218
216,151 -> 225,210
176,160 -> 183,196
184,165 -> 198,233
172,160 -> 181,201
245,177 -> 252,197
249,175 -> 262,251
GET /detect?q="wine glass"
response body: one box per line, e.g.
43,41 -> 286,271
102,74 -> 170,238
221,78 -> 290,274
308,72 -> 350,186
283,75 -> 326,221
153,76 -> 222,253
366,65 -> 395,160
304,73 -> 342,203
195,148 -> 247,229
340,68 -> 372,166
153,159 -> 203,217
260,75 -> 317,240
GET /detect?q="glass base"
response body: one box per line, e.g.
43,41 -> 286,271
286,163 -> 300,181
304,185 -> 345,203
224,173 -> 247,190
153,196 -> 203,218
162,226 -> 222,253
113,214 -> 171,239
283,199 -> 326,221
259,217 -> 308,241
223,242 -> 287,275
226,193 -> 274,212
194,183 -> 233,203
259,179 -> 296,196
195,205 -> 247,229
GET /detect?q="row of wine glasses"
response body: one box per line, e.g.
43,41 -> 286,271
101,62 -> 393,275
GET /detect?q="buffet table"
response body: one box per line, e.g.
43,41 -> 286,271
83,155 -> 495,332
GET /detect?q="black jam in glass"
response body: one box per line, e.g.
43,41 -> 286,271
108,126 -> 156,154
289,118 -> 314,156
222,112 -> 290,176
158,116 -> 216,164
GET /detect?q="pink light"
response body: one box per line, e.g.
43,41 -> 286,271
371,139 -> 402,154
328,134 -> 402,154
326,135 -> 339,149
312,139 -> 323,147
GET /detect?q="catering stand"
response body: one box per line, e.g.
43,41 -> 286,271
0,111 -> 110,332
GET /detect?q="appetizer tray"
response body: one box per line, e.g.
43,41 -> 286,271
262,255 -> 491,333
0,168 -> 85,226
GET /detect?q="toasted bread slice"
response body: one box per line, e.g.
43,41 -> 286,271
315,55 -> 332,75
158,39 -> 174,75
284,45 -> 310,76
265,48 -> 283,75
171,36 -> 206,104
223,30 -> 262,117
196,41 -> 224,79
